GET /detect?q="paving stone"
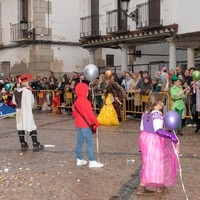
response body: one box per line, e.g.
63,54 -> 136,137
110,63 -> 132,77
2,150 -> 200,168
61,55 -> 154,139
0,113 -> 199,200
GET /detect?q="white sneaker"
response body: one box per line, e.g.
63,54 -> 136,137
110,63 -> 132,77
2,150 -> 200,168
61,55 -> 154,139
89,161 -> 104,168
77,159 -> 88,166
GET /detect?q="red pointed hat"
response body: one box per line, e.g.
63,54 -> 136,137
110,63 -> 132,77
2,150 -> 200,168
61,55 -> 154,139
18,74 -> 33,83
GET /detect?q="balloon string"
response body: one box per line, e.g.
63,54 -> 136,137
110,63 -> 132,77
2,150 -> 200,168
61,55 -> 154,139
96,128 -> 99,162
89,82 -> 97,113
172,131 -> 189,200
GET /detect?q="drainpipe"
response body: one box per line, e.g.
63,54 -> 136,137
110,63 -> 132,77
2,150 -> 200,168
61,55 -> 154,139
47,0 -> 50,36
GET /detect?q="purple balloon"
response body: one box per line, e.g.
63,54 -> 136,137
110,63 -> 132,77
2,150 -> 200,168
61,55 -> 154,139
163,110 -> 180,130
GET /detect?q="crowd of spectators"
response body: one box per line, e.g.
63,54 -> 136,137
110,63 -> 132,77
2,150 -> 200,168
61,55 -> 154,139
116,66 -> 198,128
0,71 -> 89,113
0,66 -> 199,127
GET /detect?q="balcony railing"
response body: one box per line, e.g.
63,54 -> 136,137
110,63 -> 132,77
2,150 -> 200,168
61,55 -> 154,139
10,21 -> 35,42
106,9 -> 130,34
136,0 -> 163,29
80,14 -> 100,38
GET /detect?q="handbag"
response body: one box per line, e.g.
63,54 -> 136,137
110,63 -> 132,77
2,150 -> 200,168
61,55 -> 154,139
74,105 -> 97,134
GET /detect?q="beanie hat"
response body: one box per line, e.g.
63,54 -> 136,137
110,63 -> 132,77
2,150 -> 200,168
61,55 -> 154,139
18,74 -> 33,83
171,75 -> 179,81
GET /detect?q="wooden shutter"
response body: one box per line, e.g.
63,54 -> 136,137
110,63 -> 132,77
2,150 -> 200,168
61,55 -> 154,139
22,0 -> 28,20
106,55 -> 114,67
91,0 -> 99,36
149,0 -> 160,27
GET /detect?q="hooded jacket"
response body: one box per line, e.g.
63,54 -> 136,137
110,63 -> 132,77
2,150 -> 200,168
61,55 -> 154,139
73,83 -> 99,128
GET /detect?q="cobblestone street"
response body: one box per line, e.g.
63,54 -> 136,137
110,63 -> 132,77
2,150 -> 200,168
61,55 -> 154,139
0,113 -> 200,200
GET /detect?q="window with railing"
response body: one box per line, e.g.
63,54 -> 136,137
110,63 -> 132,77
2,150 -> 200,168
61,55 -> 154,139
80,14 -> 100,38
106,9 -> 129,34
136,0 -> 162,29
10,21 -> 35,42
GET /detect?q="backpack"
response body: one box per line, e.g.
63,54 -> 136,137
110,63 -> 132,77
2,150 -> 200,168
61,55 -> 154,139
111,82 -> 126,101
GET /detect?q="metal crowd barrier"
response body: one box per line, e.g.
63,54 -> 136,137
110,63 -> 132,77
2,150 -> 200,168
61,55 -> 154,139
32,90 -> 195,120
32,90 -> 54,109
58,91 -> 75,114
124,91 -> 194,120
124,91 -> 170,120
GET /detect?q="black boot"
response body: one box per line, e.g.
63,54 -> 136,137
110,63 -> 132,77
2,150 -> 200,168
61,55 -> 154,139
178,129 -> 183,136
194,126 -> 200,133
30,130 -> 44,151
182,119 -> 186,127
18,131 -> 29,151
33,142 -> 44,151
21,142 -> 29,151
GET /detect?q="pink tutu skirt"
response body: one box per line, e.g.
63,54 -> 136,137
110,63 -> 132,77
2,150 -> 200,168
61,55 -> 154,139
139,131 -> 178,187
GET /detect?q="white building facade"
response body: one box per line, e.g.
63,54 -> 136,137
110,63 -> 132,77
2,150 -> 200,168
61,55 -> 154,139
0,0 -> 199,78
80,0 -> 200,76
0,0 -> 91,78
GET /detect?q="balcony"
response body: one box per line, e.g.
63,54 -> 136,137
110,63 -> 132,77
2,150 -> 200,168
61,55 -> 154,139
106,9 -> 130,34
136,0 -> 163,29
10,21 -> 35,42
80,14 -> 100,38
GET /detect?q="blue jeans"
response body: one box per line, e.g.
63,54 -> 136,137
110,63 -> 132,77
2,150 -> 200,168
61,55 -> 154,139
76,128 -> 95,161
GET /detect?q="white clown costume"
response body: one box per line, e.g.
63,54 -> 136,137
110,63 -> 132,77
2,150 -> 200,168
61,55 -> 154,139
12,74 -> 44,151
12,86 -> 37,132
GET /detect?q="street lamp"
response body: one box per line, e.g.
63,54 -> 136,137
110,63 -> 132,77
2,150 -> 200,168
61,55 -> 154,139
19,17 -> 35,41
121,0 -> 138,22
20,17 -> 28,38
20,17 -> 28,31
121,0 -> 130,12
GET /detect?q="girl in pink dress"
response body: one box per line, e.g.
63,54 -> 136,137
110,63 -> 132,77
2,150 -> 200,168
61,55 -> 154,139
137,92 -> 179,195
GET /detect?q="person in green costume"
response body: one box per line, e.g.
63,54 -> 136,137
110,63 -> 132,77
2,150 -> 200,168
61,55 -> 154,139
170,75 -> 190,135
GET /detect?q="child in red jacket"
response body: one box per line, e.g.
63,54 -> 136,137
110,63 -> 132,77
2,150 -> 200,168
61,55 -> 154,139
73,83 -> 104,168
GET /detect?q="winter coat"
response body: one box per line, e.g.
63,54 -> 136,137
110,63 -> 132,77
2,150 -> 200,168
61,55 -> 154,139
129,77 -> 141,106
72,83 -> 99,128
